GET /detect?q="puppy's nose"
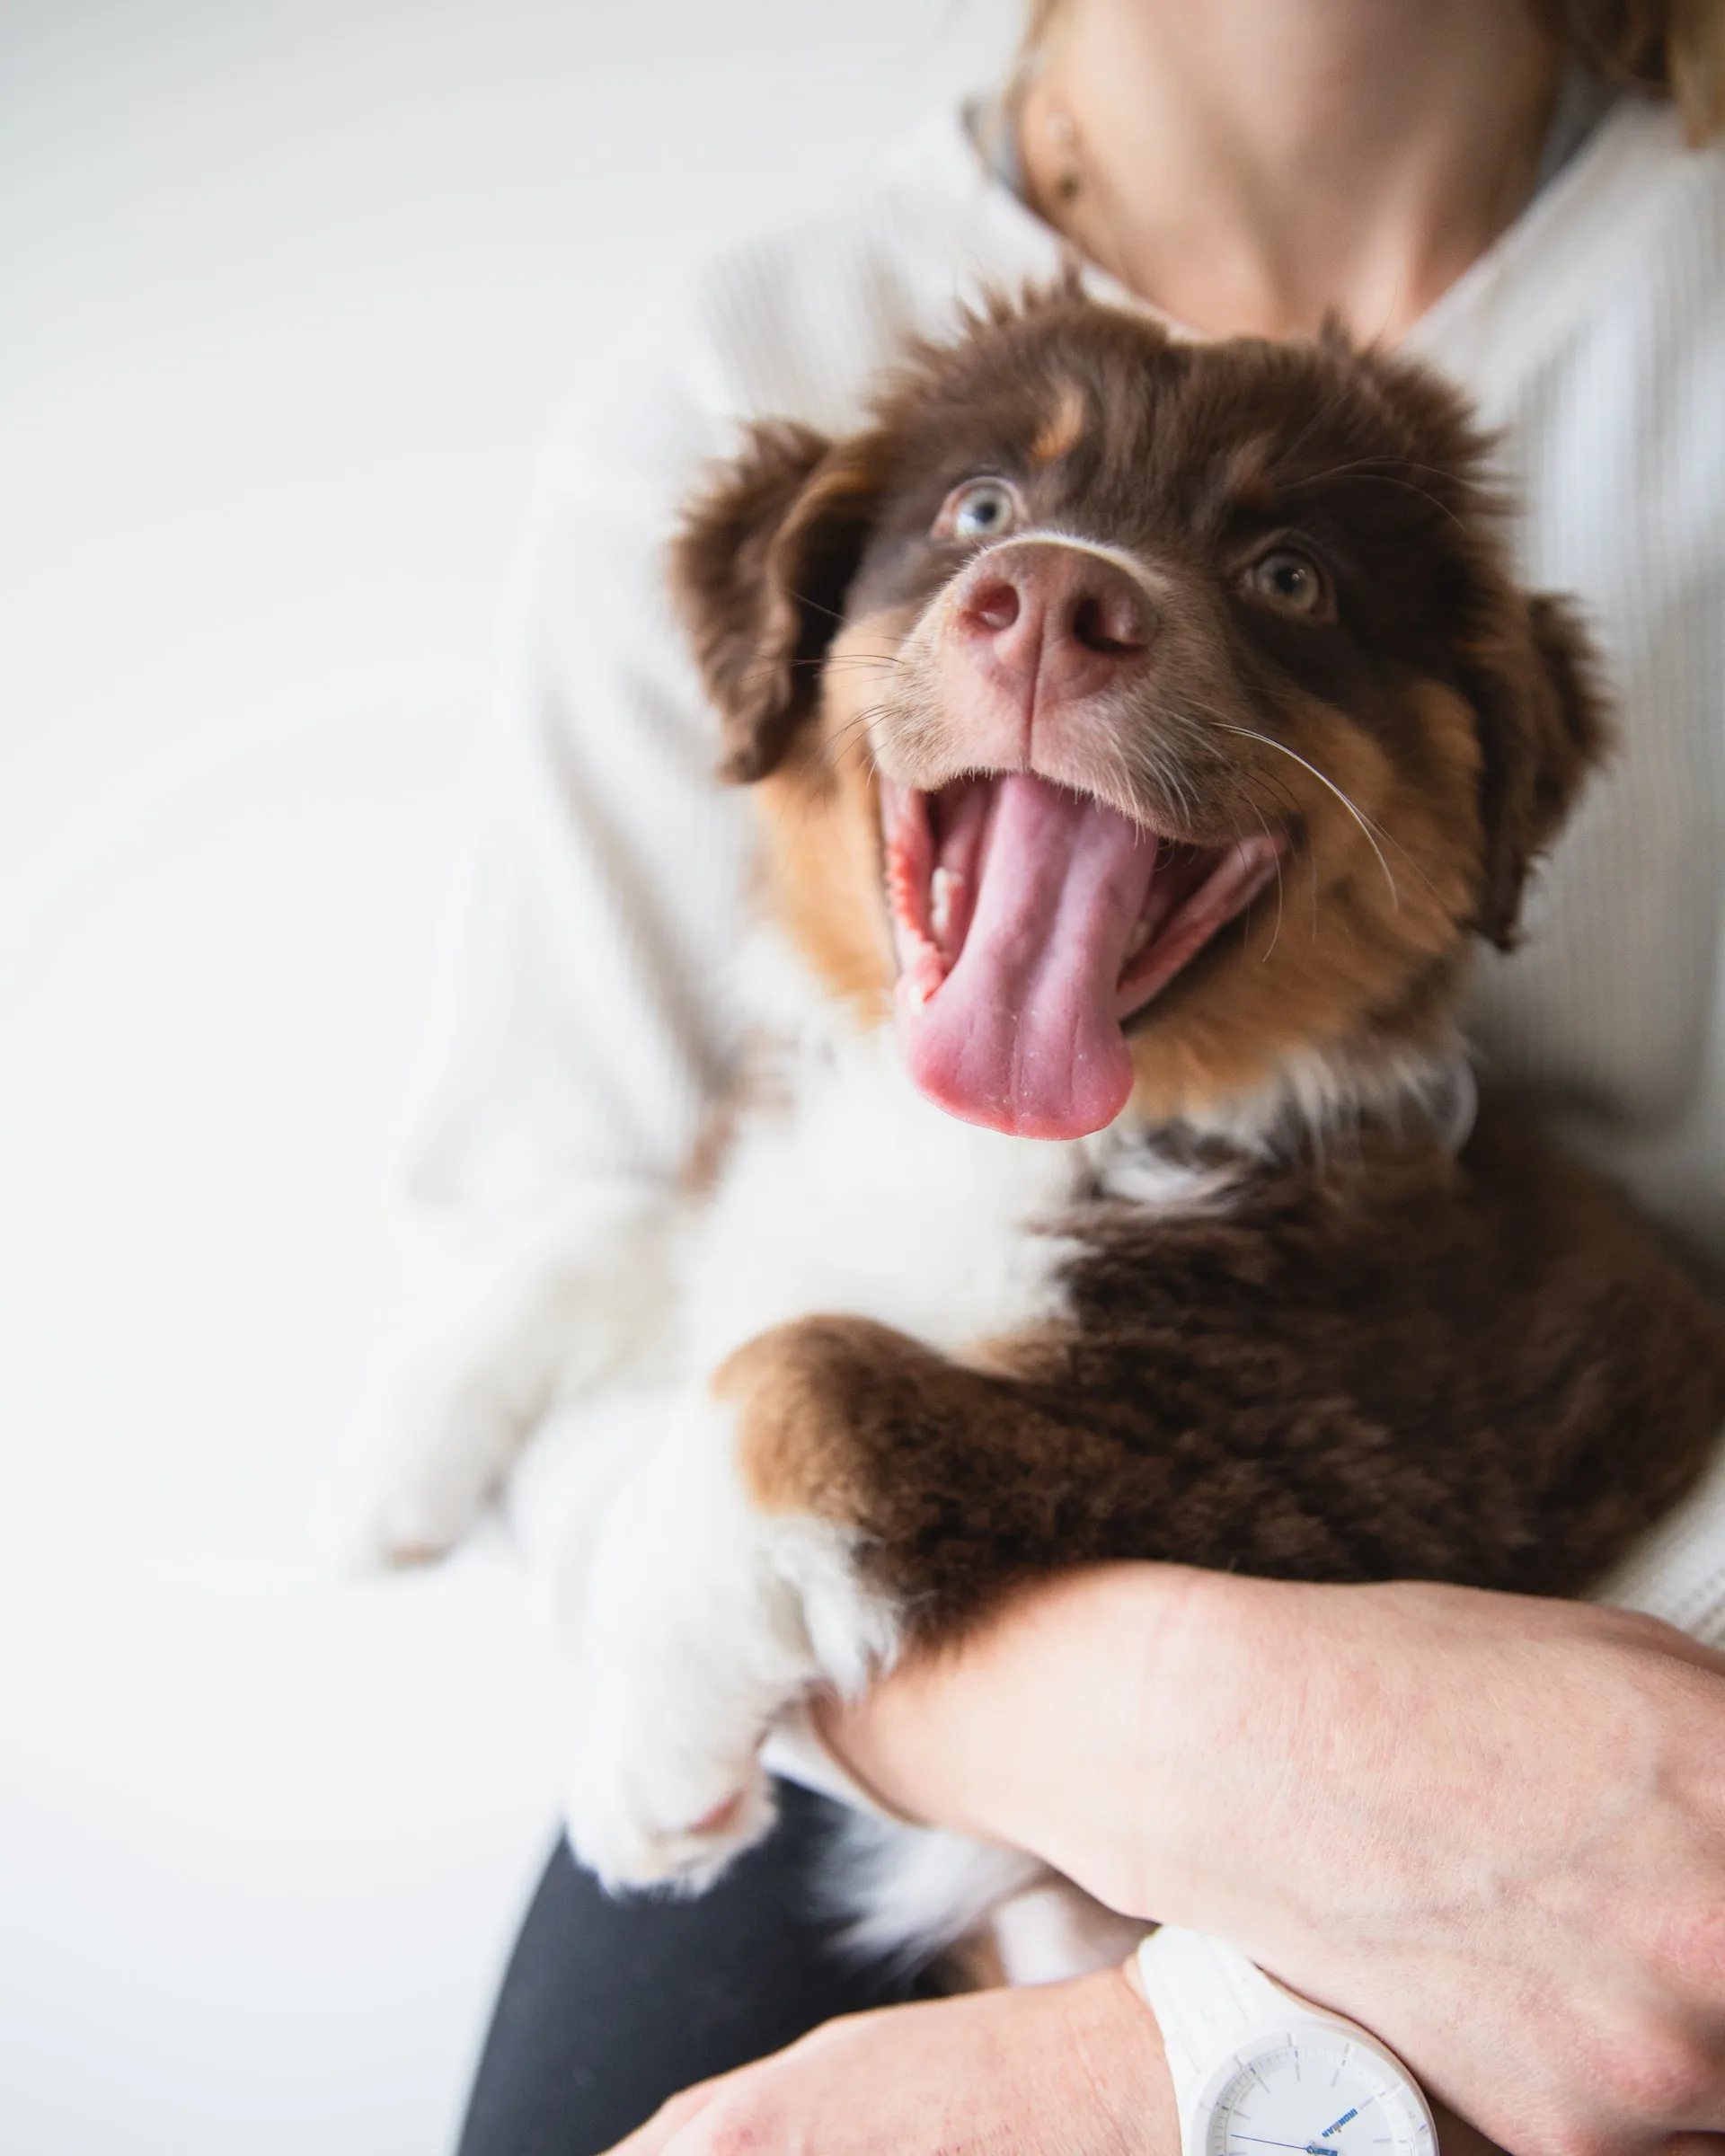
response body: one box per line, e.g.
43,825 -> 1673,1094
951,543 -> 1152,702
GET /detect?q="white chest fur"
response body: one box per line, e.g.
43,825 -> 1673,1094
680,931 -> 1252,1376
682,1016 -> 1092,1374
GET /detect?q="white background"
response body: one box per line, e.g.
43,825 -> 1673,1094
0,5 -> 1020,2151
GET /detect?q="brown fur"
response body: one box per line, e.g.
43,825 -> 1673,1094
732,1106 -> 1725,1635
748,620 -> 898,1026
675,293 -> 1721,1648
673,422 -> 883,784
1123,678 -> 1485,1119
677,293 -> 1605,1124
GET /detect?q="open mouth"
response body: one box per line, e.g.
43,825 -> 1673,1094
881,773 -> 1287,1140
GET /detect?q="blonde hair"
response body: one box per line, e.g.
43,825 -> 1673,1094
1541,0 -> 1725,140
1021,0 -> 1725,146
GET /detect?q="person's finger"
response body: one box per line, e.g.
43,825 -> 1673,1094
1663,2134 -> 1725,2154
601,2073 -> 731,2156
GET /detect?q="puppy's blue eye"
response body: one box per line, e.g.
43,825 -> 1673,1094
1243,546 -> 1330,618
941,479 -> 1020,542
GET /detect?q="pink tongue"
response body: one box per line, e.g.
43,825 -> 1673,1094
898,773 -> 1158,1139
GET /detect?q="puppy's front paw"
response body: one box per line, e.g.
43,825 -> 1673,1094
564,1732 -> 780,1892
561,1396 -> 862,1890
562,1373 -> 906,1892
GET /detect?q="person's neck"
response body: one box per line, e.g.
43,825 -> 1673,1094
1018,0 -> 1565,343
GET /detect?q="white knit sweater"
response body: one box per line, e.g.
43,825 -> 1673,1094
404,100 -> 1725,1642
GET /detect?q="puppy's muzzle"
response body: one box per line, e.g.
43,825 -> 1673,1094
945,538 -> 1154,725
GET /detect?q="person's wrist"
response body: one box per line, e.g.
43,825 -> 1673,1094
1114,1569 -> 1398,1942
1081,1562 -> 1291,1924
1076,1961 -> 1182,2156
810,1562 -> 1231,1913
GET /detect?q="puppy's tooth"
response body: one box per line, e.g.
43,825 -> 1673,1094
930,867 -> 960,944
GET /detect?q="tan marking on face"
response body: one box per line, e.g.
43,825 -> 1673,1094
771,570 -> 1491,1130
749,608 -> 916,1025
1123,679 -> 1484,1120
1217,437 -> 1279,513
1029,377 -> 1087,467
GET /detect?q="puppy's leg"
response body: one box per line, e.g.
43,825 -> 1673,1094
563,1309 -> 1082,1890
565,1373 -> 901,1891
322,1189 -> 678,1570
565,1307 -> 1108,1891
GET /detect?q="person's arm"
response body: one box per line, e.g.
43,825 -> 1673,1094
608,1965 -> 1176,2156
599,1925 -> 1506,2156
818,1565 -> 1725,2156
326,301 -> 762,1566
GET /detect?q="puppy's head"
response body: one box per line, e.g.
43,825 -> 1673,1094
675,293 -> 1607,1139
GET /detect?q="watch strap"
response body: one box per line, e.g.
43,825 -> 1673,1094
1137,1926 -> 1302,2099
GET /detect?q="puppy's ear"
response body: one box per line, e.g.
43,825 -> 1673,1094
1328,343 -> 1613,948
672,420 -> 884,782
1463,589 -> 1612,949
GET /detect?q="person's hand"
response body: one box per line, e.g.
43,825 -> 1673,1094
818,1567 -> 1725,2156
603,1963 -> 1173,2156
605,1949 -> 1507,2156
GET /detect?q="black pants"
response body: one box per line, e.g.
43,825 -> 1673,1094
458,1783 -> 940,2156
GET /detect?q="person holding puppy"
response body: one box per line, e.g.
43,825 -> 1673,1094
357,4 -> 1725,2152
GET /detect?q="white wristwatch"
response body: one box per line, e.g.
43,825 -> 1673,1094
1136,1927 -> 1437,2156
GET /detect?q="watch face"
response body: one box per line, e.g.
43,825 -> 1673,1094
1204,2035 -> 1433,2156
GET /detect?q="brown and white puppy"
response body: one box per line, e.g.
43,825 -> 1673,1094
359,291 -> 1725,1972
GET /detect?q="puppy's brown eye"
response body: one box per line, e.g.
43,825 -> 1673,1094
936,478 -> 1022,543
1243,547 -> 1330,618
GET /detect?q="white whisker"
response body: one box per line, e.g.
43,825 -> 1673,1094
1213,724 -> 1399,912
